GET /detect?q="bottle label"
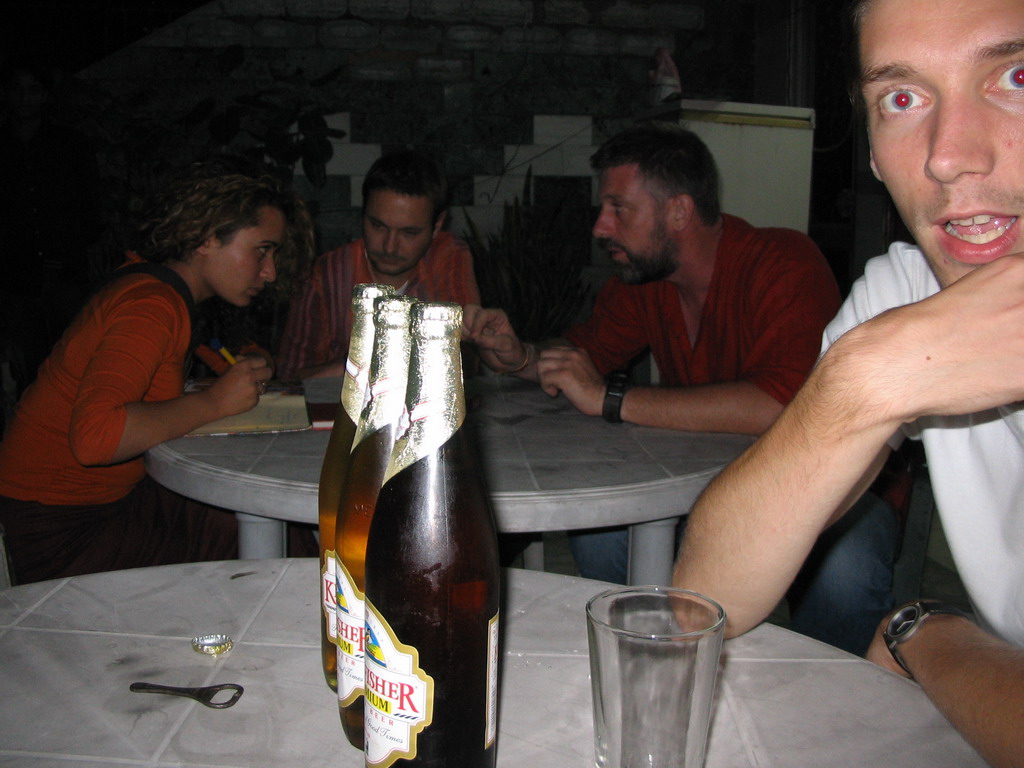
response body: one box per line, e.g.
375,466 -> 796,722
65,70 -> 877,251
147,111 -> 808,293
486,611 -> 499,748
363,600 -> 434,767
321,551 -> 337,642
335,561 -> 366,706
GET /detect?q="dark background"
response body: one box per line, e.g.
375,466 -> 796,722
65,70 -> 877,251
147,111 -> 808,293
3,1 -> 207,73
2,0 -> 896,293
1,0 -> 910,377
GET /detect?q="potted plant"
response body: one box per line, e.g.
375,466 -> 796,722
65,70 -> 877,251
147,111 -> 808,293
464,170 -> 591,343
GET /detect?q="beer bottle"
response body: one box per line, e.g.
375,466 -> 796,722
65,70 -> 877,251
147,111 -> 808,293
363,302 -> 500,768
318,283 -> 394,691
336,294 -> 417,748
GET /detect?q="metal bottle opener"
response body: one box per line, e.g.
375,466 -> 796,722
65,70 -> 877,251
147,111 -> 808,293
129,681 -> 244,708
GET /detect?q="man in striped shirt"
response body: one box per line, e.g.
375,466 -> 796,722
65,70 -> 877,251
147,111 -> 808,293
276,149 -> 480,380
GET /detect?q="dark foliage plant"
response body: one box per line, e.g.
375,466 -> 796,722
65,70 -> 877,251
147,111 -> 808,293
464,171 -> 591,343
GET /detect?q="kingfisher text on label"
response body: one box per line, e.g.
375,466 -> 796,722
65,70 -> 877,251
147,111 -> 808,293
363,601 -> 434,767
335,561 -> 366,705
321,552 -> 338,641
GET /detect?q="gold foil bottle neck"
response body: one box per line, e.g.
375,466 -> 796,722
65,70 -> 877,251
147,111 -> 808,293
411,301 -> 462,340
341,284 -> 395,422
351,283 -> 394,311
384,302 -> 464,483
353,295 -> 416,445
373,294 -> 418,332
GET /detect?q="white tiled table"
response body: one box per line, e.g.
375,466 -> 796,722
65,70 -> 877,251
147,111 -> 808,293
146,377 -> 753,585
0,560 -> 983,767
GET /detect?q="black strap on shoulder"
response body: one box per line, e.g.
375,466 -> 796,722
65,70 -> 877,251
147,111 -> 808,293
95,261 -> 196,322
93,260 -> 199,360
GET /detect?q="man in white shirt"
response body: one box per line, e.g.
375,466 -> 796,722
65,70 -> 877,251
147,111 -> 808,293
674,1 -> 1024,765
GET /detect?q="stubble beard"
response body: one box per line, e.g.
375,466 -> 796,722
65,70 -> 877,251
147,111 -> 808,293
606,228 -> 677,285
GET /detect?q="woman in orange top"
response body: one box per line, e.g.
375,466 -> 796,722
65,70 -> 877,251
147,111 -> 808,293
0,162 -> 313,583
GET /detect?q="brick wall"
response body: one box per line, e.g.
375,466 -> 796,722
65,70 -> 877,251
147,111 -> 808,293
75,0 -> 770,260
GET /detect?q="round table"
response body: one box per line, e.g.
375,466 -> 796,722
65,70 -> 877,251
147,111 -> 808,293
0,560 -> 984,767
146,376 -> 753,584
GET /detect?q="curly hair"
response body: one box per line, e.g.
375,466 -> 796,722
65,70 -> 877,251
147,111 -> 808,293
137,160 -> 315,294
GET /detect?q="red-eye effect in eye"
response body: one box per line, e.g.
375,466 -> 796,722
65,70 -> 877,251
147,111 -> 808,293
1014,68 -> 1024,86
893,92 -> 912,109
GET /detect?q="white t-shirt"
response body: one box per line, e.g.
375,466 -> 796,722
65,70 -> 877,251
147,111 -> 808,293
822,242 -> 1024,646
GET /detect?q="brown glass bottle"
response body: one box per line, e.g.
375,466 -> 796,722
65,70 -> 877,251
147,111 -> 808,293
318,283 -> 394,691
363,302 -> 500,768
335,294 -> 416,748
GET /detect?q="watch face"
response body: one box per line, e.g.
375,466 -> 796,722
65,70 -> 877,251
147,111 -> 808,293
888,604 -> 924,640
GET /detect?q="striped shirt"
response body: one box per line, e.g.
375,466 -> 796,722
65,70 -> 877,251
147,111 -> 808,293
276,233 -> 479,380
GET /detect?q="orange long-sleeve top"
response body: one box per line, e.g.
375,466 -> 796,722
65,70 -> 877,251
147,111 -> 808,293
0,273 -> 191,505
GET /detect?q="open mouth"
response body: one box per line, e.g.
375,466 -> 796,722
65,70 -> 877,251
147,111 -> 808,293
944,215 -> 1017,245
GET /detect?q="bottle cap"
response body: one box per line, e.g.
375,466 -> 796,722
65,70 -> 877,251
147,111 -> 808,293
191,634 -> 234,657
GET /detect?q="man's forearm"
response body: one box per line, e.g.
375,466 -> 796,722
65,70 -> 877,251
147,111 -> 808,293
889,617 -> 1024,768
673,349 -> 898,635
618,380 -> 783,435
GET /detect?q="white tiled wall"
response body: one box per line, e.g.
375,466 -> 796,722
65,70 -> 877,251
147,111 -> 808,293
309,113 -> 600,240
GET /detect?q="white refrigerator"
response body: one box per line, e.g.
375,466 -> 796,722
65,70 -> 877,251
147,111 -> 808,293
672,98 -> 816,233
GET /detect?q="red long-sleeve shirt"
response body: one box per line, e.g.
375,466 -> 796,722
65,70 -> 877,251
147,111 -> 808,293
275,233 -> 480,380
565,215 -> 840,405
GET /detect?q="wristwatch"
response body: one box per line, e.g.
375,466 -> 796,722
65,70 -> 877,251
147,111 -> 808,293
883,600 -> 968,677
602,371 -> 630,424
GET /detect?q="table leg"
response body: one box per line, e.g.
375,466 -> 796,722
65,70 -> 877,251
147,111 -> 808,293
523,539 -> 545,571
237,512 -> 287,559
627,516 -> 679,586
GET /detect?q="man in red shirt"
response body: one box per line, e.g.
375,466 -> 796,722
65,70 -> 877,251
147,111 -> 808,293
466,123 -> 897,655
467,124 -> 838,432
276,150 -> 479,380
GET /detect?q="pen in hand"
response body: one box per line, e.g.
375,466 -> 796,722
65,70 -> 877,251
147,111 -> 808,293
210,337 -> 237,365
202,340 -> 271,399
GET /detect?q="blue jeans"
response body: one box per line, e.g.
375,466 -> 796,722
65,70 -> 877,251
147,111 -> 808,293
568,490 -> 899,657
787,490 -> 899,656
568,526 -> 631,584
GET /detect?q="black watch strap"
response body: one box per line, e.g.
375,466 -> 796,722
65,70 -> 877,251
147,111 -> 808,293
884,600 -> 968,677
602,371 -> 630,424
